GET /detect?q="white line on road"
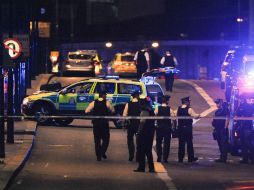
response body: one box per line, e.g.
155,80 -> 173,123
152,141 -> 178,190
48,145 -> 73,147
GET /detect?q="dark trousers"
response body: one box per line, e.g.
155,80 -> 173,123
240,129 -> 254,163
215,128 -> 228,161
156,127 -> 171,161
127,125 -> 139,160
178,126 -> 194,162
136,135 -> 154,171
93,124 -> 110,160
165,73 -> 174,92
137,65 -> 146,79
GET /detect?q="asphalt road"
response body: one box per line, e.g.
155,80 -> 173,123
9,76 -> 254,190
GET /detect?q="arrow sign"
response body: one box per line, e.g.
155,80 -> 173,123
3,38 -> 23,59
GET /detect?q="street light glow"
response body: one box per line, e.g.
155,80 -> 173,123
237,17 -> 244,22
105,42 -> 113,48
151,42 -> 159,48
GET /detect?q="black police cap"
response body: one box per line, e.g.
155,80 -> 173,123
131,91 -> 140,98
99,90 -> 107,97
214,98 -> 223,104
181,96 -> 190,103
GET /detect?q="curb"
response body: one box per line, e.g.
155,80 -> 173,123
4,123 -> 38,190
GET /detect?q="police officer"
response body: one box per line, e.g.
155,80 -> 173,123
123,91 -> 141,161
85,91 -> 115,161
176,96 -> 200,163
134,47 -> 150,79
237,99 -> 254,164
212,99 -> 229,163
155,95 -> 175,163
160,50 -> 178,92
134,98 -> 156,172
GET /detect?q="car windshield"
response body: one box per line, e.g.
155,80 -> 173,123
69,54 -> 93,60
121,55 -> 134,62
146,84 -> 163,103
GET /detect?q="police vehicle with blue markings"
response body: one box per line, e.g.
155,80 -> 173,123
21,75 -> 164,127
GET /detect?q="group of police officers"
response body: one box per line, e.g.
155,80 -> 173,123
85,89 -> 206,172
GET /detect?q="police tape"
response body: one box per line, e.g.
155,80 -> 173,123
0,115 -> 254,120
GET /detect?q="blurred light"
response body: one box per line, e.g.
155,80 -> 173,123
237,18 -> 244,22
105,42 -> 113,48
151,42 -> 159,48
40,8 -> 46,15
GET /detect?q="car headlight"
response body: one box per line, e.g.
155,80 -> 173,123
22,97 -> 30,105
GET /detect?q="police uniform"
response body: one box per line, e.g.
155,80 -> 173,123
177,97 -> 199,163
134,99 -> 155,172
85,91 -> 115,161
160,51 -> 178,92
154,95 -> 175,163
237,100 -> 254,164
212,99 -> 229,163
123,91 -> 141,161
134,49 -> 150,79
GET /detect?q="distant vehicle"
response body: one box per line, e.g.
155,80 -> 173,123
220,46 -> 254,102
21,76 -> 164,128
61,50 -> 103,76
221,47 -> 254,156
107,52 -> 136,76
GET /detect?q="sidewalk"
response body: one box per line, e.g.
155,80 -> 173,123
0,120 -> 37,190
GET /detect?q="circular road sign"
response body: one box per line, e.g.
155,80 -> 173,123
3,38 -> 23,59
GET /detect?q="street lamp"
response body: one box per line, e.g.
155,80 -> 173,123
151,42 -> 159,48
105,42 -> 113,48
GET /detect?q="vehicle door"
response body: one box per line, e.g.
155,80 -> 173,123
93,82 -> 117,106
58,82 -> 94,114
116,83 -> 143,105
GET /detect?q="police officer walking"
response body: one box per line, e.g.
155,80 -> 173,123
176,97 -> 200,163
134,47 -> 150,79
123,91 -> 141,161
85,91 -> 115,161
154,95 -> 175,163
160,50 -> 178,92
134,98 -> 156,172
212,99 -> 229,163
237,99 -> 254,164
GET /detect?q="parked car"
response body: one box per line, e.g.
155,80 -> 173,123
61,50 -> 103,76
21,76 -> 164,127
107,52 -> 136,76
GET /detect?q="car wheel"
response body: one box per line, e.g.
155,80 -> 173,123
55,118 -> 74,126
33,103 -> 53,125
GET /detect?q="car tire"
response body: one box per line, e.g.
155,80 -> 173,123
54,118 -> 74,126
33,103 -> 53,125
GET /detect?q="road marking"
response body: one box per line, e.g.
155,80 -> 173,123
48,145 -> 73,147
233,180 -> 254,183
152,141 -> 178,190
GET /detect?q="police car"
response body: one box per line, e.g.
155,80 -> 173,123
21,76 -> 164,127
107,52 -> 136,76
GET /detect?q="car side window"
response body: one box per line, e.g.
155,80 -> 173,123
94,82 -> 115,94
118,83 -> 142,94
67,82 -> 93,94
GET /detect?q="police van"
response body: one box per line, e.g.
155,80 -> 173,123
221,47 -> 254,156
